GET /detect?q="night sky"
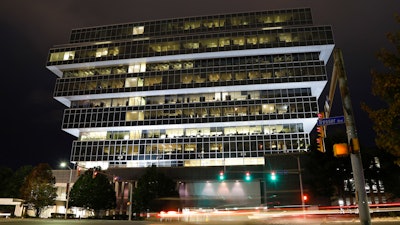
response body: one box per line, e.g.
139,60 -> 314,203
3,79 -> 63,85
0,1 -> 398,170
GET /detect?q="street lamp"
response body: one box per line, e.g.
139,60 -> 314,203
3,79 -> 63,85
60,162 -> 73,219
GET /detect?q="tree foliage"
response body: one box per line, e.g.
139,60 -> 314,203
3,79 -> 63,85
0,166 -> 13,198
69,167 -> 116,215
0,166 -> 14,213
132,166 -> 179,214
0,165 -> 32,213
7,166 -> 33,198
361,14 -> 400,164
19,163 -> 57,217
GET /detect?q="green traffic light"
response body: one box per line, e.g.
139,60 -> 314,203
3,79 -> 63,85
245,172 -> 251,181
270,172 -> 277,181
218,171 -> 225,181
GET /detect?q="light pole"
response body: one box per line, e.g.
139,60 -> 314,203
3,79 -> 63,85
287,154 -> 305,212
128,181 -> 133,221
296,155 -> 305,217
60,162 -> 73,219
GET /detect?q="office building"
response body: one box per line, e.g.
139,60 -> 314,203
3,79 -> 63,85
47,8 -> 334,210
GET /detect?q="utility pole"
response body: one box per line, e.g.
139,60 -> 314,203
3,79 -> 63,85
333,48 -> 371,225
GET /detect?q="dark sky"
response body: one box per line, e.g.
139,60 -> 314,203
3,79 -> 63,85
0,1 -> 398,170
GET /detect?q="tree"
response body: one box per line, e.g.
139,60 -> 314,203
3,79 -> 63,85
132,166 -> 179,216
0,166 -> 14,213
0,165 -> 32,214
7,165 -> 33,198
0,166 -> 13,197
19,163 -> 57,217
361,14 -> 400,164
69,167 -> 116,217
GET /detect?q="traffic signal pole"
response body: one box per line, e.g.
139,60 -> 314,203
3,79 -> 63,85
333,48 -> 371,225
296,156 -> 305,214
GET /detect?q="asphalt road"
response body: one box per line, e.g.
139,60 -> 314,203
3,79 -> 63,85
0,217 -> 399,225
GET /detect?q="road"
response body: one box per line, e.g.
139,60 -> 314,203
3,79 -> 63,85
0,217 -> 399,225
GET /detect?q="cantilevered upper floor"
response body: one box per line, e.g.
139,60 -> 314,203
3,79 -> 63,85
46,25 -> 334,77
68,8 -> 313,44
52,52 -> 327,107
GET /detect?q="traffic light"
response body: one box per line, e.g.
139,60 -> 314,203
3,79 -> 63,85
303,194 -> 309,202
244,172 -> 251,181
316,125 -> 325,139
350,138 -> 360,153
269,171 -> 277,181
333,143 -> 349,157
316,136 -> 325,153
316,112 -> 326,153
92,170 -> 98,179
218,171 -> 225,181
317,112 -> 324,119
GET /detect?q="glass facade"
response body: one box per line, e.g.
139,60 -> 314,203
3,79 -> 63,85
68,8 -> 313,43
47,8 -> 334,169
47,26 -> 333,67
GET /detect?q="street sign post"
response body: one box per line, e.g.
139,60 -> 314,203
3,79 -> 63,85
317,116 -> 345,126
332,48 -> 371,225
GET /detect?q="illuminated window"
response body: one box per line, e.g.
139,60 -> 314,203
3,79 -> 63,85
258,16 -> 273,24
273,13 -> 292,23
80,131 -> 107,141
218,38 -> 230,47
184,144 -> 196,151
50,51 -> 75,62
235,72 -> 247,80
183,42 -> 200,49
63,51 -> 75,60
194,74 -> 206,83
248,71 -> 260,79
262,104 -> 276,114
128,63 -> 146,73
201,39 -> 218,48
49,52 -> 63,62
181,74 -> 193,84
220,73 -> 232,81
184,21 -> 201,30
161,42 -> 180,51
108,47 -> 119,56
278,33 -> 292,42
232,37 -> 245,46
126,111 -> 144,121
246,37 -> 258,45
132,26 -> 144,35
96,48 -> 108,57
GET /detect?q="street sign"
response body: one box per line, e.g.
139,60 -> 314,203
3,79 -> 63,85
317,116 -> 345,126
